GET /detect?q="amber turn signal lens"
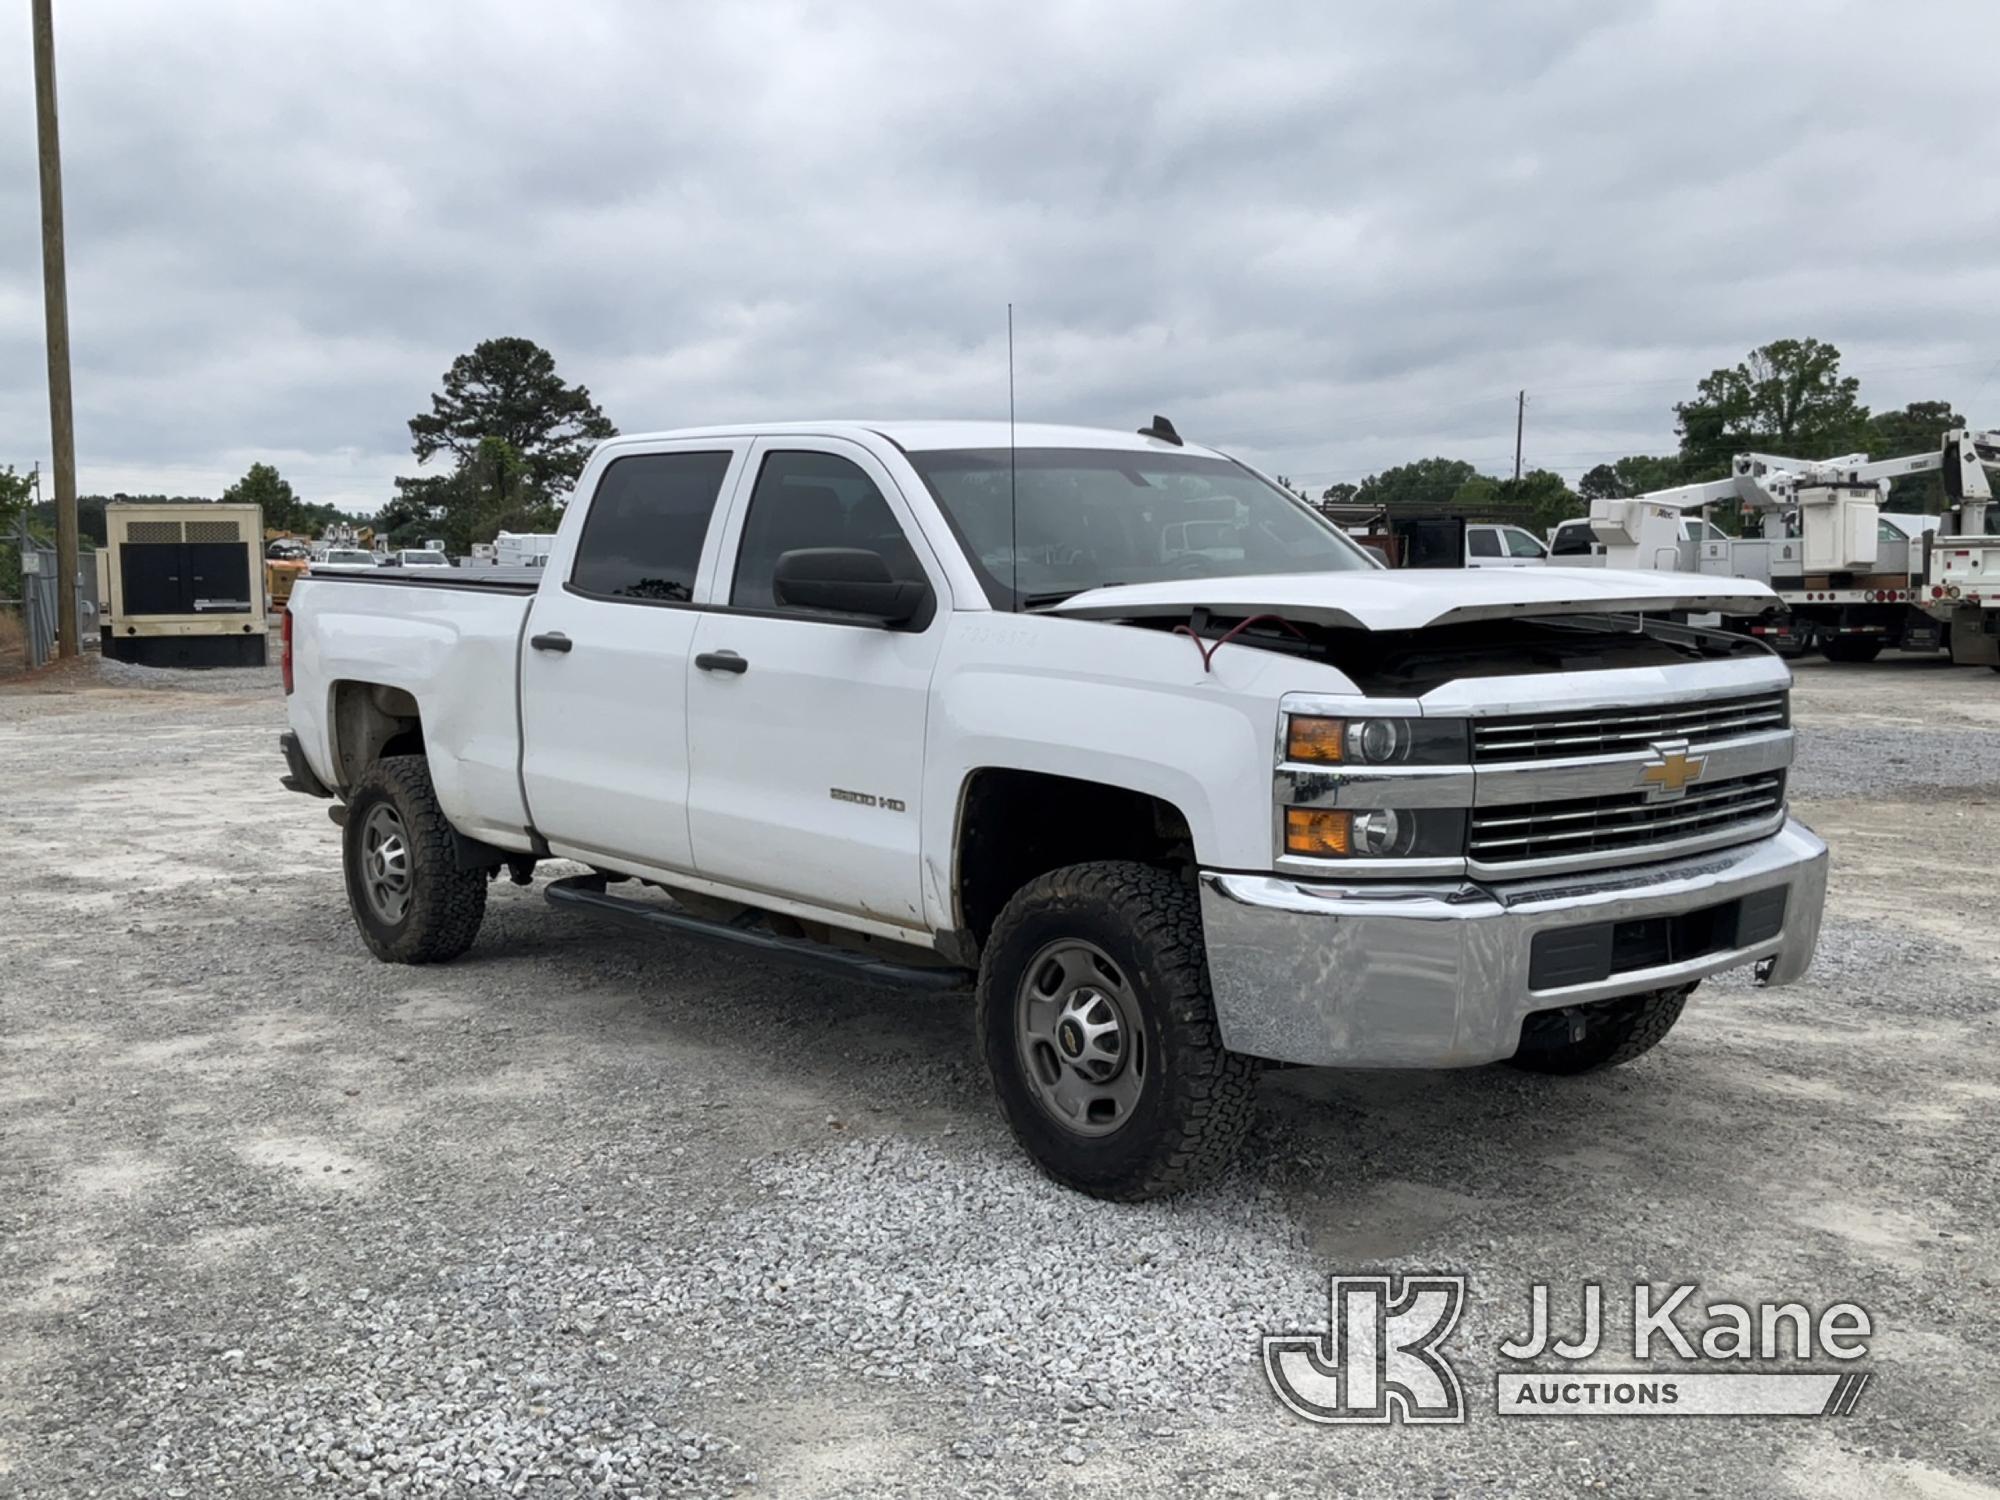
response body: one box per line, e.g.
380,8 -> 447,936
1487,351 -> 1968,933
1285,807 -> 1351,856
1286,716 -> 1345,763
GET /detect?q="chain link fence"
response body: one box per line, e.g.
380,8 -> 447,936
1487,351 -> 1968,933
7,518 -> 99,670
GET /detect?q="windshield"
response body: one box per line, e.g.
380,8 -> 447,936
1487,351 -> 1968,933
906,447 -> 1374,608
324,551 -> 372,565
403,551 -> 447,565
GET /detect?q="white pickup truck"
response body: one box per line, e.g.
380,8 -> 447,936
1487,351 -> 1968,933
280,419 -> 1828,1199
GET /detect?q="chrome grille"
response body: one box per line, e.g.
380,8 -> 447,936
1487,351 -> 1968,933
1473,693 -> 1789,763
1469,771 -> 1786,867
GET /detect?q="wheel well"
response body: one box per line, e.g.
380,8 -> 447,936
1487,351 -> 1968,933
330,680 -> 424,790
954,769 -> 1194,949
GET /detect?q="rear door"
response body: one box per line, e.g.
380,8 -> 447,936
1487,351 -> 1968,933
519,441 -> 748,872
1465,526 -> 1505,567
683,439 -> 946,929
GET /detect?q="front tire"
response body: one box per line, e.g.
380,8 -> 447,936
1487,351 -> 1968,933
976,862 -> 1258,1200
1508,985 -> 1693,1075
342,755 -> 487,964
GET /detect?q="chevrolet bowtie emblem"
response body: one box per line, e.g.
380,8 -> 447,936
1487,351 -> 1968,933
1639,740 -> 1707,800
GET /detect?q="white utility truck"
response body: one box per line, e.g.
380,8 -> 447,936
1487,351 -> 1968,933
494,530 -> 560,568
1919,430 -> 2000,669
1574,430 -> 1998,662
280,420 -> 1829,1198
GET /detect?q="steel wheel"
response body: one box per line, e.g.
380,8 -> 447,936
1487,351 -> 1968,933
359,802 -> 412,925
1015,938 -> 1146,1137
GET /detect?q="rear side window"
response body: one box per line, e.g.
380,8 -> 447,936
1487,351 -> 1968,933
1550,522 -> 1594,556
730,450 -> 926,610
1467,528 -> 1502,557
569,451 -> 733,603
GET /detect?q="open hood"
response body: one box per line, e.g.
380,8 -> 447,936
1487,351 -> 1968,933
1046,567 -> 1778,633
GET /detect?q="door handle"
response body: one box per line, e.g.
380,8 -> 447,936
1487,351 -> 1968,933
530,632 -> 573,653
695,651 -> 748,674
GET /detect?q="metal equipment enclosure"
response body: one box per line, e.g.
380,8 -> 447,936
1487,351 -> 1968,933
98,502 -> 269,667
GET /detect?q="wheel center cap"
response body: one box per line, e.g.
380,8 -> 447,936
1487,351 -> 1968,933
1058,1020 -> 1084,1057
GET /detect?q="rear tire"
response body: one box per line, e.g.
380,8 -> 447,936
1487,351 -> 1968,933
342,755 -> 487,964
1508,985 -> 1693,1075
1821,635 -> 1882,664
976,862 -> 1258,1200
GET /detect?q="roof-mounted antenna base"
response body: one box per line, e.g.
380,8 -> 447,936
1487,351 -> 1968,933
1137,414 -> 1183,446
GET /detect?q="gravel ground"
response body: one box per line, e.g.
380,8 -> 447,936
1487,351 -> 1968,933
2,653 -> 1997,1498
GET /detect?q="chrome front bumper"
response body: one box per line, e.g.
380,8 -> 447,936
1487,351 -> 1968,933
1198,819 -> 1828,1068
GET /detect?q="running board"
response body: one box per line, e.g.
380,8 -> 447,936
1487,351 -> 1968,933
543,875 -> 973,993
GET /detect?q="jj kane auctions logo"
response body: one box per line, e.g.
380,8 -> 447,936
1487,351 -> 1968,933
1264,1277 -> 1873,1423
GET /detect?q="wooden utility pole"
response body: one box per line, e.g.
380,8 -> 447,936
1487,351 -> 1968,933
1513,390 -> 1525,482
31,0 -> 80,658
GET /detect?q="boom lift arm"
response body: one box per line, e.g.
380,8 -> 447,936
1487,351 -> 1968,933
1591,429 -> 1998,561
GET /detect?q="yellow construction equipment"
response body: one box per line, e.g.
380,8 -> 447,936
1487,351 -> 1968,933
265,554 -> 309,609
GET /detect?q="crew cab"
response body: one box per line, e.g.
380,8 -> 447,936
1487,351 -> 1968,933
1464,522 -> 1550,567
279,420 -> 1828,1199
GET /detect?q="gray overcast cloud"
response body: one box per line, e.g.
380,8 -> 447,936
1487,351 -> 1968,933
3,0 -> 1998,512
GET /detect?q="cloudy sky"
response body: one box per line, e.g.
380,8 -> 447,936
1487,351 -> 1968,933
3,0 -> 1998,513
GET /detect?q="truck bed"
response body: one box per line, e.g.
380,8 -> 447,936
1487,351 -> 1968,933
287,570 -> 538,849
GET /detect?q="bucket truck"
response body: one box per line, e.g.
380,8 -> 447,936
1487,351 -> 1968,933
1919,429 -> 2000,667
1576,429 -> 1999,663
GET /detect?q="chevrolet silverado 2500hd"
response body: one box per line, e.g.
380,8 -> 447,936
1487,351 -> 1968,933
280,420 -> 1828,1199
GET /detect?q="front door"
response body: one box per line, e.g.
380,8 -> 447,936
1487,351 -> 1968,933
1499,526 -> 1550,567
685,439 -> 946,930
519,441 -> 747,872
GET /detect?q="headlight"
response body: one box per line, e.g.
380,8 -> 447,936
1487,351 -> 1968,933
1283,807 -> 1467,858
1350,808 -> 1405,856
1349,719 -> 1406,763
1285,714 -> 1469,766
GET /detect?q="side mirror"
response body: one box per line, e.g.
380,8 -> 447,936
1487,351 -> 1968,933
773,547 -> 928,627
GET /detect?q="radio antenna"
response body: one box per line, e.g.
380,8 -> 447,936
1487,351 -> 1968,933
1008,302 -> 1019,611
